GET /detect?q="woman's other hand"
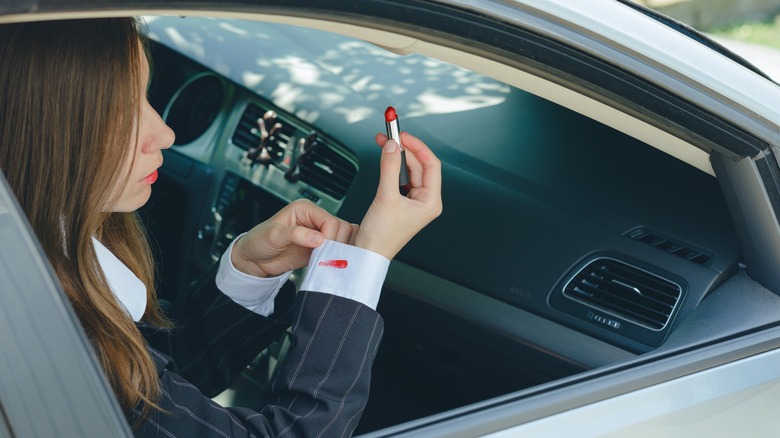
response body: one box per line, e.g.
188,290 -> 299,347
231,199 -> 358,277
354,132 -> 442,260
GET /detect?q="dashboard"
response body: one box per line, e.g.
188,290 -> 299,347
141,15 -> 780,431
157,68 -> 359,258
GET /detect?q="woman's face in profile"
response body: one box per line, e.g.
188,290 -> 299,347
109,44 -> 175,213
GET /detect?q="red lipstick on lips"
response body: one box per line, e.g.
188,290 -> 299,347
143,169 -> 159,184
384,106 -> 410,195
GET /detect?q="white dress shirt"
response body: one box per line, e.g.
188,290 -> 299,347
94,237 -> 390,322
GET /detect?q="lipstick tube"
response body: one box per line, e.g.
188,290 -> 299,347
385,106 -> 410,194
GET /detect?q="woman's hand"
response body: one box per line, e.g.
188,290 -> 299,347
354,131 -> 442,260
230,199 -> 358,277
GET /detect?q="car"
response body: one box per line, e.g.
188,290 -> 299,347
2,0 -> 780,436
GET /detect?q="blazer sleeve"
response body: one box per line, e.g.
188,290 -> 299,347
140,262 -> 296,397
132,290 -> 385,438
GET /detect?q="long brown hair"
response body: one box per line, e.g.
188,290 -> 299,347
0,18 -> 169,417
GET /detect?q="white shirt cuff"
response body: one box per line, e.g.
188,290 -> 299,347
300,240 -> 390,310
216,234 -> 292,317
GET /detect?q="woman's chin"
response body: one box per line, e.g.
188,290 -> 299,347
111,187 -> 152,213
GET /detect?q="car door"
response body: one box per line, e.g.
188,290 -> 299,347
0,172 -> 132,437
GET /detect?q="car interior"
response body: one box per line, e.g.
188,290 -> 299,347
0,6 -> 761,434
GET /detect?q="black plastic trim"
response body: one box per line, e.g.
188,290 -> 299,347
712,151 -> 780,294
549,252 -> 689,350
362,321 -> 780,437
755,152 -> 780,216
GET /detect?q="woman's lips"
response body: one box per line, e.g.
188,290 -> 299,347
143,169 -> 158,184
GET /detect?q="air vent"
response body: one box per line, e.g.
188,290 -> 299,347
232,102 -> 358,200
626,228 -> 712,266
298,145 -> 357,200
563,258 -> 682,331
232,104 -> 265,151
231,104 -> 295,161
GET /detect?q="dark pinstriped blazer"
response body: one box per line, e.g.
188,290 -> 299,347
133,264 -> 385,437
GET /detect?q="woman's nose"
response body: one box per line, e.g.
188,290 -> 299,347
142,104 -> 175,152
159,120 -> 175,151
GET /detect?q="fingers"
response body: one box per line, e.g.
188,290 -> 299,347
375,132 -> 388,146
286,213 -> 355,248
348,223 -> 360,245
275,199 -> 359,246
403,143 -> 423,188
268,199 -> 328,246
376,131 -> 435,191
400,131 -> 441,194
287,224 -> 324,248
333,218 -> 355,244
377,139 -> 402,197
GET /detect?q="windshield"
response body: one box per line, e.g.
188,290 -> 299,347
144,16 -> 656,192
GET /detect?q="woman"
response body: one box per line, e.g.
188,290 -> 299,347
0,17 -> 442,437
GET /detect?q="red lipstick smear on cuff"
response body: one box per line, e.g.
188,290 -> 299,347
318,259 -> 348,269
143,170 -> 158,184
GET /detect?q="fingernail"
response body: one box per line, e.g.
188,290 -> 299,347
385,140 -> 398,154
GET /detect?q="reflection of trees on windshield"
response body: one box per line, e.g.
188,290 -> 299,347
144,16 -> 509,125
